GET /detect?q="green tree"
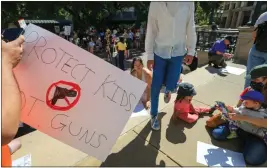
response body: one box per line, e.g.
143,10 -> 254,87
199,1 -> 223,24
195,2 -> 209,26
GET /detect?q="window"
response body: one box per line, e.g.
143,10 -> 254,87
232,3 -> 236,9
225,4 -> 230,10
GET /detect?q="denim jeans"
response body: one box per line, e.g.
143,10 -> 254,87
212,124 -> 267,165
244,45 -> 267,88
151,54 -> 183,117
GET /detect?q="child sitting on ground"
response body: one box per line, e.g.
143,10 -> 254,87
224,90 -> 267,142
173,83 -> 217,123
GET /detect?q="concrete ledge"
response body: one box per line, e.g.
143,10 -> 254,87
197,50 -> 209,67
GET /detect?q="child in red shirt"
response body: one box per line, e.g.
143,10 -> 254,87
173,83 -> 216,123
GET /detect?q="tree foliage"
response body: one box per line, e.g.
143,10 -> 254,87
199,1 -> 223,24
1,1 -> 150,30
2,1 -> 221,29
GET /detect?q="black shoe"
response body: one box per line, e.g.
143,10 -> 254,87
208,61 -> 212,66
213,64 -> 220,69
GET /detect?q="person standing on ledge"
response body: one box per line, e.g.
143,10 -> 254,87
145,2 -> 197,130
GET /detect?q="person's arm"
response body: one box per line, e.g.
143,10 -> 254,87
242,117 -> 267,128
213,42 -> 225,55
144,68 -> 152,101
194,106 -> 211,113
252,28 -> 257,41
145,2 -> 158,61
2,37 -> 24,145
215,51 -> 224,55
186,2 -> 197,57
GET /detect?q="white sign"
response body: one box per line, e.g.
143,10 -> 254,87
14,24 -> 146,161
220,66 -> 246,75
12,154 -> 31,166
64,26 -> 71,36
196,141 -> 246,167
18,19 -> 27,29
131,103 -> 149,118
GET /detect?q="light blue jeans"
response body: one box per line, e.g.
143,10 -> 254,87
151,54 -> 183,117
244,45 -> 267,88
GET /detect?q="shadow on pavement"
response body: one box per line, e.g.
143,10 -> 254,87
101,113 -> 167,167
205,66 -> 228,77
205,126 -> 242,153
15,124 -> 36,139
166,117 -> 197,144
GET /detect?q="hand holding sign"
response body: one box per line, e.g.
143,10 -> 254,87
2,35 -> 24,68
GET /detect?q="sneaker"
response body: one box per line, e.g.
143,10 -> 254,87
208,61 -> 212,66
151,115 -> 160,131
213,64 -> 220,69
227,131 -> 238,139
164,91 -> 171,103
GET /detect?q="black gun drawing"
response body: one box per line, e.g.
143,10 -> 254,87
51,86 -> 77,105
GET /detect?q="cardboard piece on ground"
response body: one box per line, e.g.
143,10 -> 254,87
220,66 -> 246,75
131,103 -> 149,118
12,154 -> 31,166
196,141 -> 246,167
14,24 -> 146,161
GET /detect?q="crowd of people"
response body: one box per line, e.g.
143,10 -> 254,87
67,26 -> 146,64
1,1 -> 267,167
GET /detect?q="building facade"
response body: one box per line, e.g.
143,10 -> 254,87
221,1 -> 267,28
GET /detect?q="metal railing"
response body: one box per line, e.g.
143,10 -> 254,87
196,29 -> 239,54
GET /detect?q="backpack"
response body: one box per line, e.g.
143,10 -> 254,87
255,21 -> 267,53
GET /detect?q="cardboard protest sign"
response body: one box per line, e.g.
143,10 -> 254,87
14,24 -> 147,161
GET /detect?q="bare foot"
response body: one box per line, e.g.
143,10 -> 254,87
144,101 -> 151,110
8,139 -> 22,154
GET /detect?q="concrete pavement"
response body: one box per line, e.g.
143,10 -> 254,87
12,53 -> 267,166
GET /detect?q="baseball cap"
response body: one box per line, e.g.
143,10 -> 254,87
177,82 -> 197,97
245,64 -> 267,80
225,36 -> 233,45
240,90 -> 264,103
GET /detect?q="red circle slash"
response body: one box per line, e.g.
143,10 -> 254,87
46,80 -> 81,111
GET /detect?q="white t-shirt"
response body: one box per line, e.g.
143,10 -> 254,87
255,12 -> 267,27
